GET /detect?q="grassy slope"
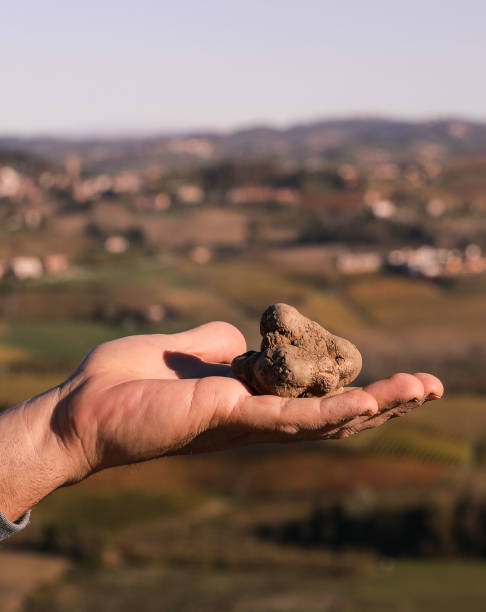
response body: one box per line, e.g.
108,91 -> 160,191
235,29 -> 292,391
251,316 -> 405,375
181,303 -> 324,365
24,561 -> 486,612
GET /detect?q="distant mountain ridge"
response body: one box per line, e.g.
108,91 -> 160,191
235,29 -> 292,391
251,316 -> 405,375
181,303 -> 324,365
2,117 -> 486,170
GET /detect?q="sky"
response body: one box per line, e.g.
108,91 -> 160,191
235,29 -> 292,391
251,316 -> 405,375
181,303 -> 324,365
2,0 -> 486,135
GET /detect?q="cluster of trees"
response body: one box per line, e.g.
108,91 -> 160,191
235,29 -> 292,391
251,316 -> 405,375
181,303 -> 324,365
257,488 -> 486,558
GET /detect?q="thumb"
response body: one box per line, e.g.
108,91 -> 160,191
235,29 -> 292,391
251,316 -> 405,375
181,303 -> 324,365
170,321 -> 247,364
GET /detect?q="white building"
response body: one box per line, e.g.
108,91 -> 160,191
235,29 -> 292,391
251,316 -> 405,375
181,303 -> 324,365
10,256 -> 43,279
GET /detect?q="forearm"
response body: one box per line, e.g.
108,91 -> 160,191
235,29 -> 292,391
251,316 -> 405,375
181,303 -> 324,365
0,386 -> 71,522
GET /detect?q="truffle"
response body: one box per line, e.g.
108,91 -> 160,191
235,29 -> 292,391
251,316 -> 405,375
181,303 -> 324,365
231,303 -> 362,397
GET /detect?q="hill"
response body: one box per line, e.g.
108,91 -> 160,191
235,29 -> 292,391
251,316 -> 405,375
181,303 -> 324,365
2,117 -> 486,171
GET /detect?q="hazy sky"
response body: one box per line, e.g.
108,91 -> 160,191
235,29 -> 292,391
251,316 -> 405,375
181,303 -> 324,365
2,0 -> 485,135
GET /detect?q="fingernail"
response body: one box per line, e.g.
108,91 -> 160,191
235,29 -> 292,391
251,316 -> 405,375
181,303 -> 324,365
426,393 -> 441,401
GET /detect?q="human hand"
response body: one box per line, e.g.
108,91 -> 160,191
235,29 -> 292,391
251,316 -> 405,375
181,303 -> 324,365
0,322 -> 443,521
54,320 -> 443,474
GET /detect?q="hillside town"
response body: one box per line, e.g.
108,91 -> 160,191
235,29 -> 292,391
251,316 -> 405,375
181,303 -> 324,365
1,123 -> 486,289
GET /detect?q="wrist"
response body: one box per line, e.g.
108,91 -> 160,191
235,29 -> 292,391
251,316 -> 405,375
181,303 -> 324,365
0,385 -> 78,522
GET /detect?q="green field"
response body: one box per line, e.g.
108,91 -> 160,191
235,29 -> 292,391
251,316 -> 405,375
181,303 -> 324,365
24,560 -> 486,612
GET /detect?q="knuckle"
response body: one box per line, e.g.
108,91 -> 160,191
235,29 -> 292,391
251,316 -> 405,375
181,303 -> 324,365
277,398 -> 301,435
341,389 -> 377,414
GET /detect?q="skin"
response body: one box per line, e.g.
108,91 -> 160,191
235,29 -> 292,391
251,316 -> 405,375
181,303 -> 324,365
0,321 -> 443,523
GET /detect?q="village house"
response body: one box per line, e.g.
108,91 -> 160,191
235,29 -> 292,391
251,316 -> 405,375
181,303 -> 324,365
167,138 -> 215,159
228,186 -> 274,205
9,256 -> 43,280
189,245 -> 212,264
0,167 -> 41,203
43,254 -> 70,275
426,199 -> 446,217
105,235 -> 129,254
73,175 -> 113,203
176,184 -> 204,205
386,245 -> 486,279
113,171 -> 143,194
336,252 -> 383,274
134,192 -> 171,211
227,186 -> 299,206
0,166 -> 21,198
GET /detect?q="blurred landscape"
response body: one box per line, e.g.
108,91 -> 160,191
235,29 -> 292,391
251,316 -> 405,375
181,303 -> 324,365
1,116 -> 486,611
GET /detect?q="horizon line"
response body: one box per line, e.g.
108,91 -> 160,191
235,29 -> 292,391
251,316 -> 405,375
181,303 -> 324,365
1,112 -> 485,142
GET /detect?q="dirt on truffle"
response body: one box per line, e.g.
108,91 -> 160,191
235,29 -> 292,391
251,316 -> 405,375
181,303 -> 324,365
231,303 -> 362,398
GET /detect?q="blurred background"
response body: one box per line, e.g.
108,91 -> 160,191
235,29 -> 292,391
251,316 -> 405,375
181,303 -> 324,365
1,1 -> 486,610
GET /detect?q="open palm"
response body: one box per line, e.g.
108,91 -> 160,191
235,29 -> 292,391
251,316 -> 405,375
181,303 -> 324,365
56,322 -> 443,482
